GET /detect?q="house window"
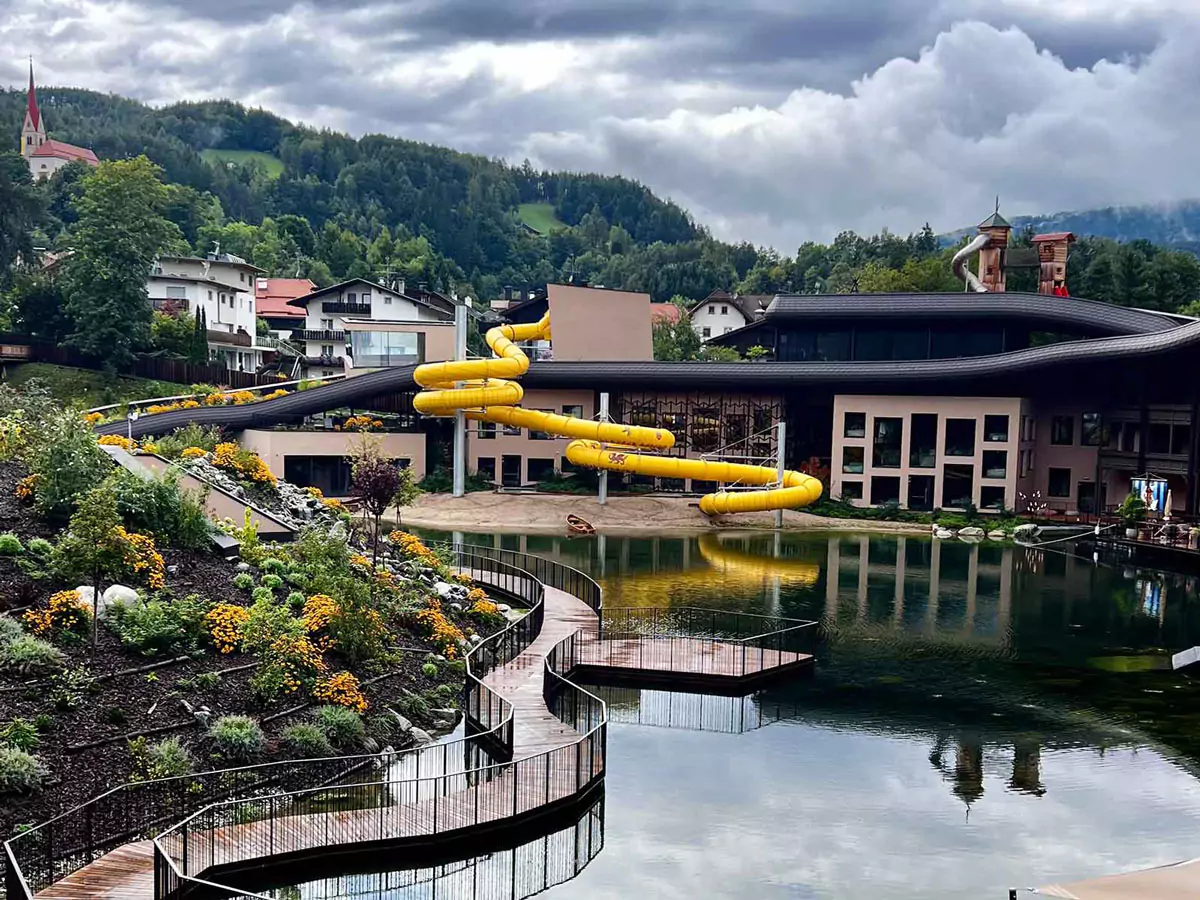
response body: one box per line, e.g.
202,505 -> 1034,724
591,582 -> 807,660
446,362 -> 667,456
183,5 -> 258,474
239,272 -> 245,283
721,305 -> 729,315
1051,416 -> 1074,445
320,345 -> 334,357
362,291 -> 371,303
942,464 -> 974,508
982,450 -> 1007,480
840,481 -> 863,501
870,476 -> 901,506
562,405 -> 583,419
348,292 -> 357,303
1081,412 -> 1103,446
708,305 -> 715,314
477,421 -> 496,440
321,318 -> 335,330
209,291 -> 214,301
980,485 -> 1006,510
384,297 -> 392,305
944,419 -> 976,457
1148,423 -> 1172,455
1172,424 -> 1191,456
842,446 -> 864,475
502,421 -> 521,436
843,412 -> 866,439
872,417 -> 903,469
1048,467 -> 1071,498
166,286 -> 187,299
983,415 -> 1009,443
701,327 -> 711,338
910,413 -> 937,468
476,458 -> 496,481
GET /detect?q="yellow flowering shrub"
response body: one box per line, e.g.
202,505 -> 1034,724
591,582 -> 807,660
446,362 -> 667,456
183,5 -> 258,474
205,603 -> 251,653
14,473 -> 39,503
180,447 -> 208,459
140,442 -> 159,455
83,412 -> 104,427
263,389 -> 290,400
313,671 -> 368,712
114,526 -> 166,589
179,399 -> 201,409
416,599 -> 464,658
203,392 -> 227,406
23,590 -> 92,638
387,531 -> 441,568
226,391 -> 256,405
452,572 -> 473,586
98,435 -> 134,451
341,415 -> 384,432
302,594 -> 340,633
145,403 -> 182,415
212,442 -> 277,485
256,634 -> 326,699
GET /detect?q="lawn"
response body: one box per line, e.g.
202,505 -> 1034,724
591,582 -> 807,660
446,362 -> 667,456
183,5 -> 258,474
517,202 -> 567,234
1,364 -> 190,407
201,148 -> 285,179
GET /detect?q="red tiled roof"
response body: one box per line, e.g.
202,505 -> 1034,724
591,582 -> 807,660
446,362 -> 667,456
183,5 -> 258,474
29,140 -> 99,165
650,303 -> 682,323
255,278 -> 317,317
1032,232 -> 1076,243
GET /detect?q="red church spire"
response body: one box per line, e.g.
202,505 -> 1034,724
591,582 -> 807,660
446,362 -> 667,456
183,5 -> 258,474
27,60 -> 40,131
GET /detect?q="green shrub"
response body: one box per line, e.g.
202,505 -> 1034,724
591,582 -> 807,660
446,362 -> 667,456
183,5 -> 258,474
285,591 -> 305,610
313,705 -> 365,749
366,713 -> 398,744
26,537 -> 53,558
49,667 -> 93,710
0,747 -> 47,794
251,586 -> 274,604
260,558 -> 286,576
233,573 -> 254,590
421,662 -> 438,678
0,533 -> 24,555
107,595 -> 210,657
194,672 -> 221,692
0,718 -> 40,753
0,616 -> 25,646
155,424 -> 224,459
260,574 -> 283,590
208,715 -> 264,761
281,723 -> 333,758
129,735 -> 194,780
104,707 -> 127,726
29,410 -> 112,520
0,635 -> 65,675
105,469 -> 211,550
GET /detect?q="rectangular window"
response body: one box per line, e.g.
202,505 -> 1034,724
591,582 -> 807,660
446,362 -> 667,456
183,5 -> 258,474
1081,412 -> 1103,447
1172,424 -> 1191,456
1119,423 -> 1138,453
1077,482 -> 1097,514
529,410 -> 554,440
347,292 -> 357,303
910,413 -> 937,468
384,296 -> 392,305
477,421 -> 496,440
562,404 -> 583,419
815,331 -> 851,361
942,464 -> 974,508
842,446 -> 865,475
166,285 -> 187,299
320,344 -> 334,357
1148,422 -> 1172,455
708,306 -> 715,314
908,474 -> 935,511
362,291 -> 371,303
982,450 -> 1007,480
702,326 -> 711,338
349,331 -> 425,367
840,481 -> 863,501
321,318 -> 335,330
983,415 -> 1009,443
209,290 -> 214,301
1048,467 -> 1071,498
1051,415 -> 1074,445
980,485 -> 1006,510
502,421 -> 521,436
870,476 -> 901,506
476,458 -> 496,481
872,417 -> 903,469
843,412 -> 866,439
944,419 -> 976,457
527,458 -> 555,482
721,305 -> 729,315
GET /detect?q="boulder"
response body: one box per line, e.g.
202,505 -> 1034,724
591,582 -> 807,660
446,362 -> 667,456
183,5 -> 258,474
408,727 -> 434,746
987,530 -> 1008,541
497,604 -> 512,614
387,710 -> 415,733
958,527 -> 985,538
934,529 -> 954,539
99,584 -> 140,618
1013,524 -> 1041,541
235,562 -> 252,573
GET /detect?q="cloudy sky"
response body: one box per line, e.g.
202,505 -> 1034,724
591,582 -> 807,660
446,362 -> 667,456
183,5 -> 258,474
2,0 -> 1199,248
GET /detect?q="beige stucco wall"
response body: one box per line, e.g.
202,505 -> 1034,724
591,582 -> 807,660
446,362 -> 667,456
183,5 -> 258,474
469,389 -> 596,485
546,284 -> 653,361
242,429 -> 429,481
1028,407 -> 1101,513
831,395 -> 1026,511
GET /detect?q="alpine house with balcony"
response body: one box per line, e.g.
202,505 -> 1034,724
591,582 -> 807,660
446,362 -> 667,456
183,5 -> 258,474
286,278 -> 456,376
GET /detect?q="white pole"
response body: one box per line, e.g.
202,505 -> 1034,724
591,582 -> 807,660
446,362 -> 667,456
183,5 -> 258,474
598,392 -> 610,506
774,419 -> 787,529
452,303 -> 467,498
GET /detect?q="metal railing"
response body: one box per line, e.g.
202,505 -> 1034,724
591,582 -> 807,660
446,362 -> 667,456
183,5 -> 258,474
291,329 -> 347,342
429,542 -> 603,613
152,552 -> 606,899
3,547 -> 545,900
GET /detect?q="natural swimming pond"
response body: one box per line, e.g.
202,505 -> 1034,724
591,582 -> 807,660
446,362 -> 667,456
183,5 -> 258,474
273,530 -> 1200,899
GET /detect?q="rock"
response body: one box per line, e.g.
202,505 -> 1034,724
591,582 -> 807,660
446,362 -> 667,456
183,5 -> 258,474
235,562 -> 252,573
408,727 -> 434,746
987,530 -> 1008,541
1013,524 -> 1041,541
934,529 -> 954,539
449,602 -> 464,613
432,708 -> 458,725
75,585 -> 96,607
497,604 -> 512,614
388,710 -> 415,733
166,565 -> 179,575
958,527 -> 985,538
102,584 -> 140,606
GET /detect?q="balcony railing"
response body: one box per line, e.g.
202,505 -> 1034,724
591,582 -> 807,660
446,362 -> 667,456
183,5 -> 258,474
321,301 -> 371,315
302,355 -> 345,368
291,329 -> 346,342
206,329 -> 252,348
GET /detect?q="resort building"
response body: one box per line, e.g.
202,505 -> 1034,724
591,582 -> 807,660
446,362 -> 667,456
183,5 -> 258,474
19,63 -> 100,181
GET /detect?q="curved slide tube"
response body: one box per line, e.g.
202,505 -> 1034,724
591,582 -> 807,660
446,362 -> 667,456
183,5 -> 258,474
413,314 -> 823,516
952,232 -> 991,293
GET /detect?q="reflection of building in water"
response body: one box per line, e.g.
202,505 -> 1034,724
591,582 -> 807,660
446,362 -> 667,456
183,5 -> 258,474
267,794 -> 603,899
586,684 -> 794,735
1010,741 -> 1046,797
929,736 -> 1046,811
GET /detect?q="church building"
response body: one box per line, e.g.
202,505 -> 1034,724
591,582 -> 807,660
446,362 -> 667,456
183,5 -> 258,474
20,62 -> 99,180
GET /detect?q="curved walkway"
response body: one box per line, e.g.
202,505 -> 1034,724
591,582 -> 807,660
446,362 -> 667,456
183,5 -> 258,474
6,547 -> 814,900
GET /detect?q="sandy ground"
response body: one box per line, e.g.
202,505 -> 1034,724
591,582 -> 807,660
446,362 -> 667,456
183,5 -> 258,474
396,492 -> 931,536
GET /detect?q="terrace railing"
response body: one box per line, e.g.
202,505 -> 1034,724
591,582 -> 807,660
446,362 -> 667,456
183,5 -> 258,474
428,541 -> 603,613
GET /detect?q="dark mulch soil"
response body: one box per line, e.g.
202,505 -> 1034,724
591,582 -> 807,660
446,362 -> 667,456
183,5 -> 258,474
0,461 -> 507,844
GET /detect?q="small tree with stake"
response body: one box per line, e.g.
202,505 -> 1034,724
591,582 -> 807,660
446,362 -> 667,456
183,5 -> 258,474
350,440 -> 402,573
57,485 -> 124,659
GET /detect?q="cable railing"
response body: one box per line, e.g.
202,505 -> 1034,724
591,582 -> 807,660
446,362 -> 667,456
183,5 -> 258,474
3,548 -> 542,900
152,554 -> 607,900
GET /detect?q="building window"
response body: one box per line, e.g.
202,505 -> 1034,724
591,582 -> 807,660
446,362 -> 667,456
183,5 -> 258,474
502,421 -> 521,436
320,344 -> 334,357
350,331 -> 424,367
1148,423 -> 1172,455
843,412 -> 866,439
562,404 -> 583,419
478,421 -> 496,440
1081,412 -> 1103,446
362,291 -> 371,303
209,291 -> 214,301
384,296 -> 392,305
701,326 -> 711,338
527,458 -> 555,482
944,419 -> 976,457
982,450 -> 1007,480
348,292 -> 357,303
530,410 -> 554,440
910,413 -> 937,468
321,318 -> 335,330
721,305 -> 729,315
872,417 -> 903,469
1051,415 -> 1074,445
870,476 -> 901,506
908,474 -> 935,511
476,458 -> 496,481
983,415 -> 1009,443
840,481 -> 863,501
942,464 -> 974,508
166,285 -> 187,299
842,446 -> 864,475
1172,424 -> 1191,456
980,485 -> 1006,510
1047,467 -> 1071,498
1119,423 -> 1138,453
708,305 -> 715,314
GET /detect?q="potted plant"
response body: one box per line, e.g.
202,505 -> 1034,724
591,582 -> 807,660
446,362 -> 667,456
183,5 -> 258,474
1116,493 -> 1148,539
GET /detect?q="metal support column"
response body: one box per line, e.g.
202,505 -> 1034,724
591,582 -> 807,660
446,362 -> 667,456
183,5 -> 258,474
774,420 -> 787,529
598,392 -> 610,506
452,303 -> 468,498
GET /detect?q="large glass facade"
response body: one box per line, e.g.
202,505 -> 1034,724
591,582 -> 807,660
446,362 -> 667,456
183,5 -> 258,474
350,331 -> 425,367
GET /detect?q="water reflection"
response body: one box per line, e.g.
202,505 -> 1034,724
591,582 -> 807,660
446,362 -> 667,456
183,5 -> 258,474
264,794 -> 604,900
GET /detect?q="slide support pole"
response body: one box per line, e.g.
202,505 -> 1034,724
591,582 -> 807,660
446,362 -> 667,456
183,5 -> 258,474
598,392 -> 610,506
774,420 -> 787,529
452,303 -> 467,498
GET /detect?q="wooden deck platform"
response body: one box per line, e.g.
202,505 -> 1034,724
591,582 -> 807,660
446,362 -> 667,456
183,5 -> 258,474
31,577 -> 810,899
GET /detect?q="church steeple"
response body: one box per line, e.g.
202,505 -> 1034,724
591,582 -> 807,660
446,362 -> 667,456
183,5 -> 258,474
22,59 -> 47,160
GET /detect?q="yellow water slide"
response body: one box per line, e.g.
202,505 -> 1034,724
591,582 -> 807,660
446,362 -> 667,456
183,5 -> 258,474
412,313 -> 823,516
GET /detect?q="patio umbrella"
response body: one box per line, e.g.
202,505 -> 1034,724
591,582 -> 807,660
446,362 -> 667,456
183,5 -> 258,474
1166,489 -> 1174,520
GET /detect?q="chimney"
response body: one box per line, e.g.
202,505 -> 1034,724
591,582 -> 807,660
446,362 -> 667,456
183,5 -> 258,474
256,277 -> 268,298
504,285 -> 513,302
1031,233 -> 1076,296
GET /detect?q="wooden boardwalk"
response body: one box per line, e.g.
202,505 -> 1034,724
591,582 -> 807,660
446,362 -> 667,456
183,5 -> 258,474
32,579 -> 808,900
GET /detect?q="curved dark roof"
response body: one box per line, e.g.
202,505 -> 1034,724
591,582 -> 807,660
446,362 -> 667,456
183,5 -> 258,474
103,318 -> 1200,438
763,293 -> 1179,335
